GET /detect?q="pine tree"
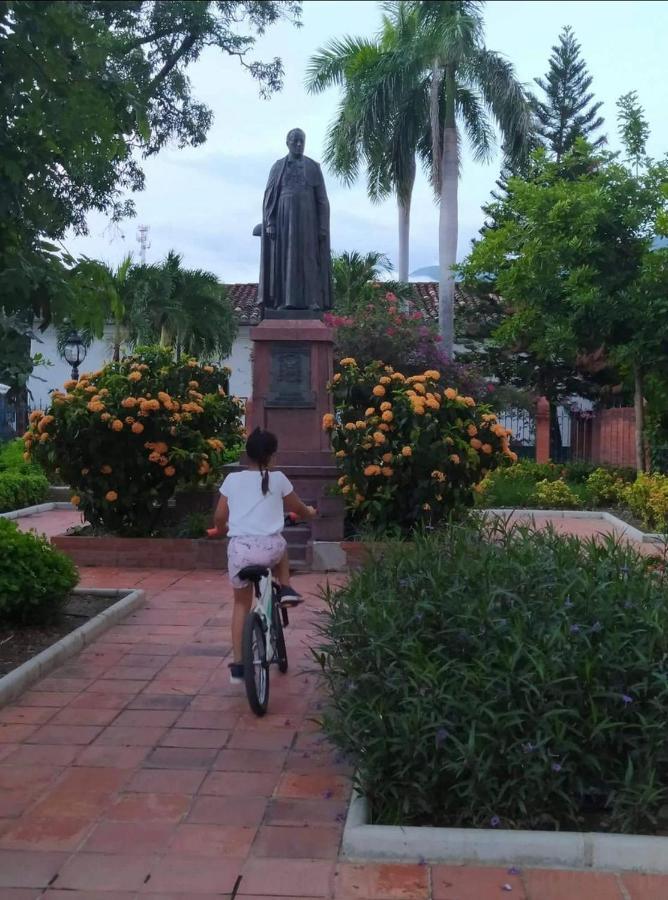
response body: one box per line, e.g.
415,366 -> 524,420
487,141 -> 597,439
533,25 -> 606,160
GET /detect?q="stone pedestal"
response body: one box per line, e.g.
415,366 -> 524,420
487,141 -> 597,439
247,317 -> 343,541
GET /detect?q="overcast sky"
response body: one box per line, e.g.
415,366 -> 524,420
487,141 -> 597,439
65,0 -> 668,283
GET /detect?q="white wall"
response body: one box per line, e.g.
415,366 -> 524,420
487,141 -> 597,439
28,322 -> 254,410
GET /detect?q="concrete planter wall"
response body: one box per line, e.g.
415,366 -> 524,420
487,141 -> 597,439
51,534 -> 229,569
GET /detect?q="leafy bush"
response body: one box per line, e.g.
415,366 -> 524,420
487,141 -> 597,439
325,293 -> 488,398
325,359 -> 513,535
585,467 -> 626,508
0,472 -> 49,512
532,478 -> 582,509
25,346 -> 244,536
317,521 -> 668,833
624,473 -> 668,532
0,439 -> 42,475
0,518 -> 78,623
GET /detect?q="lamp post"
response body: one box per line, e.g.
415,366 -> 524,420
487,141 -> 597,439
62,329 -> 87,381
0,383 -> 12,442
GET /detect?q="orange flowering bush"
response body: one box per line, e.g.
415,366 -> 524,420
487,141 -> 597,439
325,359 -> 515,535
26,346 -> 244,535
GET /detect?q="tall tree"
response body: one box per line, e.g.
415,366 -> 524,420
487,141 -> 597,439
532,25 -> 605,161
306,2 -> 428,281
414,0 -> 532,357
0,0 -> 300,327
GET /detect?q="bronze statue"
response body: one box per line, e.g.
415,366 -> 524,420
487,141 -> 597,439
257,128 -> 332,314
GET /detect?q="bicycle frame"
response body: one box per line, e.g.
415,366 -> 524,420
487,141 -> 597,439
252,571 -> 279,661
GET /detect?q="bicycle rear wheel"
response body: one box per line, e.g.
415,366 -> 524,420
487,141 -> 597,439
243,612 -> 269,716
271,597 -> 288,674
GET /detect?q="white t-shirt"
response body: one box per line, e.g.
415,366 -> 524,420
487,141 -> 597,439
220,470 -> 294,537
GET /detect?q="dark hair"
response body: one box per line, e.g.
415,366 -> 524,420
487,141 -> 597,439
246,428 -> 278,495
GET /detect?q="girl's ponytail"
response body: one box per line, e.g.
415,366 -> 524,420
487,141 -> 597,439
246,428 -> 278,495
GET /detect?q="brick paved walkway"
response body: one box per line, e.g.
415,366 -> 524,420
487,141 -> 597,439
1,514 -> 666,897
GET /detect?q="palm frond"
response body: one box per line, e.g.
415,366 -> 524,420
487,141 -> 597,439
305,36 -> 379,93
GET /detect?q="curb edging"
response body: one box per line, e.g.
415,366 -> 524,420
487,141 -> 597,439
342,789 -> 668,872
0,587 -> 145,707
484,508 -> 665,545
0,501 -> 75,520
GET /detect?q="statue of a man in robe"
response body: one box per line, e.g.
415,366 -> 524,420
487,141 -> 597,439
258,128 -> 332,314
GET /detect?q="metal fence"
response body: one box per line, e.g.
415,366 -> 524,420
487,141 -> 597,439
498,408 -> 535,459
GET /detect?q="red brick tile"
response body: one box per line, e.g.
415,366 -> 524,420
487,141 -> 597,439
55,851 -> 154,891
67,691 -> 134,710
334,863 -> 430,899
113,709 -> 180,728
169,823 -> 256,858
93,725 -> 168,746
0,816 -> 92,851
74,744 -> 150,769
26,724 -> 102,745
140,856 -> 240,894
0,789 -> 41,818
127,693 -> 192,710
275,771 -> 350,801
214,748 -> 287,772
523,869 -> 623,900
0,744 -> 80,767
50,707 -> 119,726
55,766 -> 130,793
621,873 -> 668,899
127,768 -> 205,794
43,892 -> 134,900
187,795 -> 268,827
144,746 -> 218,768
86,679 -> 148,695
432,865 -> 526,899
36,676 -> 93,693
13,691 -> 76,709
27,786 -> 114,820
107,792 -> 191,823
227,728 -> 295,751
0,890 -> 44,900
264,798 -> 348,827
81,821 -> 174,854
159,728 -> 229,749
0,765 -> 61,793
0,723 -> 38,743
0,706 -> 55,725
0,742 -> 18,763
199,771 -> 279,798
252,824 -> 341,859
0,849 -> 67,888
242,858 -> 334,897
176,710 -> 240,729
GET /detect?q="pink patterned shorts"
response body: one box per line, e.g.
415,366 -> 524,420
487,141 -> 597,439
227,534 -> 287,589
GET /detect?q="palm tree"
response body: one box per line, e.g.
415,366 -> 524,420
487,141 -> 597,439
414,0 -> 533,356
306,2 -> 429,281
332,250 -> 392,313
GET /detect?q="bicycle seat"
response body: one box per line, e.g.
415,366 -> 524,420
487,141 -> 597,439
237,565 -> 270,583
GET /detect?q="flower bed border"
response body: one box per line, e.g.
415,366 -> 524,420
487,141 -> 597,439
0,587 -> 145,707
484,507 -> 664,545
51,534 -> 228,569
343,787 -> 668,873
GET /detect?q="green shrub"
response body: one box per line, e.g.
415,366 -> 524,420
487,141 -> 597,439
585,467 -> 626,508
0,472 -> 49,512
624,473 -> 668,532
317,522 -> 668,833
0,518 -> 78,623
532,478 -> 582,509
0,439 -> 42,475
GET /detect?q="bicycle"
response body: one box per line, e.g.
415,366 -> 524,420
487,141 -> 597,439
237,564 -> 298,716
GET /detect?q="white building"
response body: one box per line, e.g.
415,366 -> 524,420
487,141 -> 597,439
29,284 -> 260,410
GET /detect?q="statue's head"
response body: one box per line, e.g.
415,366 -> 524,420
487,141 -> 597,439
286,128 -> 305,158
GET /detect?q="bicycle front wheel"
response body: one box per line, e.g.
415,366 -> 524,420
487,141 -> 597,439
243,612 -> 269,716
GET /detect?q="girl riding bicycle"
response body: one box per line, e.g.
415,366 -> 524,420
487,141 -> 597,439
213,427 -> 316,683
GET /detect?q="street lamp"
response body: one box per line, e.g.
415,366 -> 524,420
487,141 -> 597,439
0,383 -> 12,442
62,329 -> 87,381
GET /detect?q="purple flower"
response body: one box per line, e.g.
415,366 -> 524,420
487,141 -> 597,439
435,727 -> 449,748
551,762 -> 562,773
591,621 -> 603,633
490,815 -> 501,828
621,694 -> 634,705
570,624 -> 581,634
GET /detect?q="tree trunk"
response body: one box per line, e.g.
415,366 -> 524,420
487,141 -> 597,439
430,61 -> 443,193
438,66 -> 458,357
160,323 -> 170,348
397,158 -> 415,283
634,363 -> 645,472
